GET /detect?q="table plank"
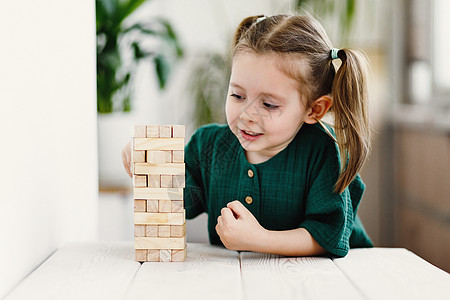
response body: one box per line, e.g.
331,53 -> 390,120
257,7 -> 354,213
239,252 -> 362,300
7,243 -> 448,300
125,243 -> 243,300
5,242 -> 140,300
333,248 -> 450,300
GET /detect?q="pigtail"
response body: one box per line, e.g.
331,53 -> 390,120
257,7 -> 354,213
331,48 -> 371,194
232,15 -> 264,48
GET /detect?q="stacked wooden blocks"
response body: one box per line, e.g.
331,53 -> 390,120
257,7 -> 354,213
132,125 -> 186,262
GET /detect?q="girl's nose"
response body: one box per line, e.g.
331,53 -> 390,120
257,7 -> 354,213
240,109 -> 255,123
239,100 -> 258,123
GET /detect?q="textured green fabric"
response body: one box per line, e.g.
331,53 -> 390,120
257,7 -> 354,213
184,123 -> 373,257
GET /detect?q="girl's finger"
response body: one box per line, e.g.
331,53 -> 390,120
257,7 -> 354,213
221,207 -> 236,221
227,200 -> 248,218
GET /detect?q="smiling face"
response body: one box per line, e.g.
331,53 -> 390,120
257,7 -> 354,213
226,52 -> 312,164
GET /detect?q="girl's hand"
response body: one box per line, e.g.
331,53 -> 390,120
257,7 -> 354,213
215,200 -> 267,251
121,141 -> 132,178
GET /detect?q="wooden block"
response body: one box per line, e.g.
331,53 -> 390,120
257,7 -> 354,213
146,125 -> 159,138
134,138 -> 184,151
135,249 -> 147,262
171,200 -> 183,212
147,151 -> 171,164
170,224 -> 185,237
160,175 -> 173,188
134,188 -> 184,200
134,163 -> 185,176
147,175 -> 160,188
146,199 -> 159,212
158,225 -> 171,237
133,124 -> 187,263
135,236 -> 186,250
134,125 -> 147,138
131,150 -> 145,163
147,249 -> 160,262
172,175 -> 185,188
134,175 -> 147,187
145,225 -> 158,237
134,200 -> 146,212
134,225 -> 146,237
172,125 -> 185,138
159,199 -> 171,212
171,247 -> 187,262
165,151 -> 173,163
160,125 -> 172,137
134,211 -> 185,225
172,150 -> 184,163
160,250 -> 172,262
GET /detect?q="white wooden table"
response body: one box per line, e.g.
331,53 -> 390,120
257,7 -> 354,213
5,242 -> 449,300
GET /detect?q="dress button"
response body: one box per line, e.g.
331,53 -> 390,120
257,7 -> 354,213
245,196 -> 253,205
248,169 -> 254,178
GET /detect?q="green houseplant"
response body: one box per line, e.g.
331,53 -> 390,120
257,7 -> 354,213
96,0 -> 183,113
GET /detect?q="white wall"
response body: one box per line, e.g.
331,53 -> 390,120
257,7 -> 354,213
0,1 -> 98,297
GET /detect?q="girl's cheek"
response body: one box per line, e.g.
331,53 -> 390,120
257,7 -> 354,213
227,112 -> 238,128
225,100 -> 239,123
225,103 -> 236,127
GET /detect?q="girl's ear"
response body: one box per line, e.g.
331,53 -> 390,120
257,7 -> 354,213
304,95 -> 333,124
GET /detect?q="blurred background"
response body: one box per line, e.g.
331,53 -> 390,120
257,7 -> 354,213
1,0 -> 449,297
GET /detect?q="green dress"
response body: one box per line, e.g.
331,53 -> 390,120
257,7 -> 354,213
184,123 -> 373,257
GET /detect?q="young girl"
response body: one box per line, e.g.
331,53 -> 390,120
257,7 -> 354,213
122,14 -> 373,257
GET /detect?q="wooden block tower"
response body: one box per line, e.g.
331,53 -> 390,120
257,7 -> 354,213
132,125 -> 187,262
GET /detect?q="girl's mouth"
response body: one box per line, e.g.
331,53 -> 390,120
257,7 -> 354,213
240,129 -> 263,141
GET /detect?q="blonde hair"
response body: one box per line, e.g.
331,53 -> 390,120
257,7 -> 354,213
232,14 -> 371,194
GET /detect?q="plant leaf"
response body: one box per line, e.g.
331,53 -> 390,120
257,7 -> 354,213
158,18 -> 184,58
118,0 -> 147,24
122,23 -> 157,35
154,55 -> 170,89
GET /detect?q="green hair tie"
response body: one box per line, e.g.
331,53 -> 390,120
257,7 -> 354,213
256,16 -> 266,23
331,48 -> 340,60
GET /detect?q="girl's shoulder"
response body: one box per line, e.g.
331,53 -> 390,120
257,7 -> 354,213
298,123 -> 337,150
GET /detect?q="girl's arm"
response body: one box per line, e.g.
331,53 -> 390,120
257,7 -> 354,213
216,201 -> 327,256
260,228 -> 327,256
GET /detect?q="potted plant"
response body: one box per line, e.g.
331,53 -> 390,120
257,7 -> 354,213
96,0 -> 183,113
96,0 -> 183,188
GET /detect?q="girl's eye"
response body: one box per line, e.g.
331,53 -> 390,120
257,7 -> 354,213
230,93 -> 245,100
263,102 -> 278,110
